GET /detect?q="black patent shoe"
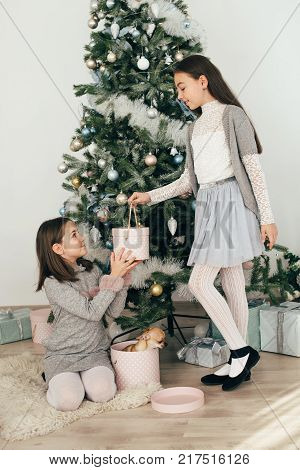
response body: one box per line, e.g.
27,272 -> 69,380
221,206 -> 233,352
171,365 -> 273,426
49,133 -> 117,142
222,345 -> 260,391
201,352 -> 251,386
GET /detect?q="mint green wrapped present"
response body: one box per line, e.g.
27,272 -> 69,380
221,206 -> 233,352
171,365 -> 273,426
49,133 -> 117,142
209,300 -> 270,351
0,308 -> 32,344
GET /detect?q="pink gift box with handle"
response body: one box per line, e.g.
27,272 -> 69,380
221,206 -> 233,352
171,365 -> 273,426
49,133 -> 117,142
30,308 -> 53,344
112,204 -> 149,260
110,340 -> 160,391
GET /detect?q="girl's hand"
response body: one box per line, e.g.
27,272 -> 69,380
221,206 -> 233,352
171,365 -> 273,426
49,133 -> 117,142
110,247 -> 142,277
127,192 -> 151,207
261,223 -> 278,250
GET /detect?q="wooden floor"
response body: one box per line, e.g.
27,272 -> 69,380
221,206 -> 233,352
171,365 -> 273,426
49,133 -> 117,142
1,302 -> 299,450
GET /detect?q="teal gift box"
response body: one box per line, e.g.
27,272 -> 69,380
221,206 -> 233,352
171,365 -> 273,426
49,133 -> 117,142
208,300 -> 270,351
0,308 -> 32,344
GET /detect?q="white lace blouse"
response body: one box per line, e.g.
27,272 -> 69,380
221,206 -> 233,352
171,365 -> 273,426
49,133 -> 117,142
147,99 -> 275,225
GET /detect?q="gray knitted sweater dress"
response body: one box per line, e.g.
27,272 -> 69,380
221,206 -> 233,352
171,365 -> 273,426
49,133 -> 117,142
42,262 -> 131,386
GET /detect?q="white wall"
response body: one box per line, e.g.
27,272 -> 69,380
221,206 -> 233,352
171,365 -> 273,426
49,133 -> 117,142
0,0 -> 299,306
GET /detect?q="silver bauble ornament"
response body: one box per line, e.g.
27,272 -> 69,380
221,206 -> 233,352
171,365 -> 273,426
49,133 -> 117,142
116,192 -> 128,206
174,153 -> 184,164
175,51 -> 184,61
137,56 -> 150,70
57,162 -> 68,173
111,22 -> 120,39
97,208 -> 109,222
147,105 -> 158,119
59,207 -> 66,217
70,137 -> 84,151
106,0 -> 115,9
107,169 -> 119,181
86,58 -> 97,69
98,11 -> 105,19
107,51 -> 117,63
99,64 -> 107,72
97,158 -> 106,169
88,17 -> 98,29
144,152 -> 157,166
90,0 -> 99,12
150,2 -> 159,18
167,216 -> 177,236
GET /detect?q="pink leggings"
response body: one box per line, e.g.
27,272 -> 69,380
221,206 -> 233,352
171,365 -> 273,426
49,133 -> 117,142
188,263 -> 249,350
46,366 -> 117,412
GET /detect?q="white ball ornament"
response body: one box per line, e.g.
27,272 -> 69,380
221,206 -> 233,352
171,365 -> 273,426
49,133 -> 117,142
137,56 -> 150,70
170,147 -> 178,156
97,158 -> 106,169
107,169 -> 119,181
147,106 -> 158,119
106,0 -> 115,9
57,162 -> 68,173
144,152 -> 157,166
107,51 -> 117,63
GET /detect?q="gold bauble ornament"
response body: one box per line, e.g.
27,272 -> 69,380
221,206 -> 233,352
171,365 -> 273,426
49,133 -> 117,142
116,192 -> 128,206
88,17 -> 98,29
107,51 -> 116,63
144,152 -> 157,166
86,58 -> 97,69
175,51 -> 184,61
70,137 -> 84,151
71,176 -> 81,189
150,282 -> 163,297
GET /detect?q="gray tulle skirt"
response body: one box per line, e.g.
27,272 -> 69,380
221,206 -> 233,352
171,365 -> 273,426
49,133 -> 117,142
187,176 -> 264,268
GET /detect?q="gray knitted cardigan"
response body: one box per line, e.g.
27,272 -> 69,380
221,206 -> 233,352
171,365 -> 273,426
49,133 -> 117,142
148,105 -> 261,222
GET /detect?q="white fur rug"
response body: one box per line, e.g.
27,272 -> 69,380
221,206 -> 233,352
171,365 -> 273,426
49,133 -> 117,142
0,352 -> 162,442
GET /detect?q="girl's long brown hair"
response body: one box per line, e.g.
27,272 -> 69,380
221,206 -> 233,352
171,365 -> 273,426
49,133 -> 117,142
173,54 -> 262,153
35,217 -> 93,291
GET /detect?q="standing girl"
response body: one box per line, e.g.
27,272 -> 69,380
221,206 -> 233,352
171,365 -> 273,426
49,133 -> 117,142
128,54 -> 278,391
36,217 -> 141,411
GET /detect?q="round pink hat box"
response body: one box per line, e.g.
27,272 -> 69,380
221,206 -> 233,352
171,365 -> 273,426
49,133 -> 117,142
110,340 -> 160,391
151,387 -> 205,414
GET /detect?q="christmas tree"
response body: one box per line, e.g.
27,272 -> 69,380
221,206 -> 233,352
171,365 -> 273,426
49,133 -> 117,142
56,0 -> 206,334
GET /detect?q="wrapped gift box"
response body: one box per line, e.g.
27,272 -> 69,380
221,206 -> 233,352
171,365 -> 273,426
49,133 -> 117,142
177,337 -> 230,368
260,301 -> 300,357
209,299 -> 270,351
0,308 -> 32,344
30,308 -> 53,344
